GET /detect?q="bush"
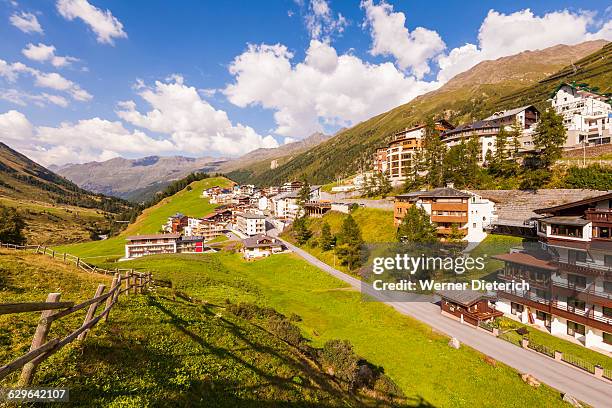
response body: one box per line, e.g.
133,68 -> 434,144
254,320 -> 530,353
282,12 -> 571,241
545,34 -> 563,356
562,165 -> 612,190
227,302 -> 282,320
373,374 -> 405,398
519,169 -> 551,190
267,316 -> 303,347
320,339 -> 359,390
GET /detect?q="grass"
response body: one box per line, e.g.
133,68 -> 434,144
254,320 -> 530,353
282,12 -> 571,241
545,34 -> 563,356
0,249 -> 382,407
469,234 -> 529,279
54,177 -> 231,259
0,196 -> 109,245
89,251 -> 574,407
495,317 -> 612,370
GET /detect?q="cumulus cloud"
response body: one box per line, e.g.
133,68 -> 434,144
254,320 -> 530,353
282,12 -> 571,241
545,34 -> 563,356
9,11 -> 43,34
361,0 -> 445,79
224,40 -> 440,137
0,89 -> 69,108
116,75 -> 279,156
304,0 -> 348,41
56,0 -> 127,45
22,43 -> 79,67
0,110 -> 34,148
0,58 -> 91,102
437,9 -> 612,82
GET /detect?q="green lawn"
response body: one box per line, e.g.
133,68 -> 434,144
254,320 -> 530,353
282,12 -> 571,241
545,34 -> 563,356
54,177 -> 231,259
469,234 -> 529,279
92,251 -> 573,407
495,317 -> 612,370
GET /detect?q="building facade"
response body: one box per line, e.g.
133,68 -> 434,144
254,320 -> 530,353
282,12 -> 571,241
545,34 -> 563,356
494,193 -> 612,352
242,234 -> 285,259
125,233 -> 180,259
235,213 -> 266,236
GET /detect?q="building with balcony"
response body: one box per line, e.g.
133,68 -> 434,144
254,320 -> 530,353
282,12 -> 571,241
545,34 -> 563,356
494,192 -> 612,352
125,233 -> 181,259
242,234 -> 285,259
394,186 -> 496,242
235,213 -> 266,236
549,82 -> 612,147
441,105 -> 539,163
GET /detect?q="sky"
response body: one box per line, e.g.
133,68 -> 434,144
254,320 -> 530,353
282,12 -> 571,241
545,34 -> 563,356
0,0 -> 610,166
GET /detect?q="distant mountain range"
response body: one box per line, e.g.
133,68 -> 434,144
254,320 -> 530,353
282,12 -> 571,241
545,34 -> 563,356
54,131 -> 331,201
225,40 -> 610,185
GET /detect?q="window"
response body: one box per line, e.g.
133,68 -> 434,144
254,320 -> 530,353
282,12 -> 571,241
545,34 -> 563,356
604,307 -> 612,317
552,225 -> 583,238
568,250 -> 587,264
596,227 -> 610,239
567,298 -> 585,311
605,255 -> 612,267
567,274 -> 587,288
604,332 -> 612,345
536,310 -> 550,322
511,302 -> 524,314
567,321 -> 585,336
532,288 -> 548,299
605,281 -> 612,293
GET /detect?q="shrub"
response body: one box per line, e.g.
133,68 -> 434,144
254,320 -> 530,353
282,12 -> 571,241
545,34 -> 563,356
227,302 -> 282,320
320,339 -> 359,390
373,374 -> 405,398
267,316 -> 303,347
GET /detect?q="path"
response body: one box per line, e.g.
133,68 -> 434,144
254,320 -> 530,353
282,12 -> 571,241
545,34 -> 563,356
280,238 -> 612,408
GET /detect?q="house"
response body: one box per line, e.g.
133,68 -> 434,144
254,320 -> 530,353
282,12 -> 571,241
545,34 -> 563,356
379,120 -> 454,185
163,213 -> 188,233
235,213 -> 266,236
494,192 -> 612,352
437,290 -> 503,326
280,181 -> 303,193
549,82 -> 612,147
271,186 -> 321,220
372,147 -> 387,173
241,234 -> 285,259
441,105 -> 539,163
394,186 -> 497,242
125,233 -> 181,259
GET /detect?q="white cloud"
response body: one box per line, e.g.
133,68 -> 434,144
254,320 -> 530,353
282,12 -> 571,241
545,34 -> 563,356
361,0 -> 445,79
22,43 -> 78,67
0,58 -> 92,102
116,75 -> 279,156
224,40 -> 440,138
0,110 -> 34,147
437,9 -> 612,82
0,89 -> 69,107
56,0 -> 127,45
304,0 -> 348,41
9,11 -> 43,34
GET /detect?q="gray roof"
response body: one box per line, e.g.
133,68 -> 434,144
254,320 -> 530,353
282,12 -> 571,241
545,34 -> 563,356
483,105 -> 533,121
415,187 -> 472,198
541,216 -> 590,227
126,233 -> 180,241
242,234 -> 283,248
436,290 -> 492,307
237,212 -> 266,219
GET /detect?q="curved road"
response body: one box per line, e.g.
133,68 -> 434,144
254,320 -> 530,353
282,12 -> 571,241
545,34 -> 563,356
279,238 -> 612,407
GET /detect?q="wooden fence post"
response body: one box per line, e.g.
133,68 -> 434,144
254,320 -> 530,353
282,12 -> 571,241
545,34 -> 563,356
35,245 -> 40,254
124,271 -> 130,297
19,293 -> 61,386
51,250 -> 55,258
76,257 -> 80,268
104,275 -> 119,322
63,253 -> 67,263
131,270 -> 136,294
77,284 -> 106,341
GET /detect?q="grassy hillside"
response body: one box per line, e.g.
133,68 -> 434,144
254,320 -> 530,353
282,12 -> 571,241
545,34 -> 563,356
228,42 -> 611,186
84,252 -> 573,407
0,250 -> 379,407
54,176 -> 232,259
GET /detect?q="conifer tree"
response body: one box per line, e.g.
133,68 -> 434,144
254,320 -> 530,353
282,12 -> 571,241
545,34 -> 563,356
422,119 -> 447,188
0,205 -> 26,245
297,179 -> 311,209
533,108 -> 567,168
319,222 -> 335,251
335,215 -> 363,269
396,205 -> 437,243
292,216 -> 312,245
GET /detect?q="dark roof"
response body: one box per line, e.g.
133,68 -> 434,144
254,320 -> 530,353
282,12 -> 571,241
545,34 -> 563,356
126,233 -> 181,241
540,216 -> 590,227
237,212 -> 266,219
436,290 -> 492,307
492,252 -> 556,271
242,234 -> 283,248
534,192 -> 612,215
418,187 -> 472,198
180,236 -> 204,242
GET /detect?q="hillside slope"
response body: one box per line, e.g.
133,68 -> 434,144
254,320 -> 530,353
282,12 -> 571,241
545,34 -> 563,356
227,40 -> 609,185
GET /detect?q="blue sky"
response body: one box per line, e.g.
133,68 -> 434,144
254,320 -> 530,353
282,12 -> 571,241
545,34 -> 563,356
0,0 -> 610,165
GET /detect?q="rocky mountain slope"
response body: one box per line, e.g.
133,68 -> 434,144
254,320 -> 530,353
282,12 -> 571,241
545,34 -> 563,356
226,40 -> 610,186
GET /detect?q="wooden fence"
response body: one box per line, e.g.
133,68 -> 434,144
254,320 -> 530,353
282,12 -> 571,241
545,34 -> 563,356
0,242 -> 155,386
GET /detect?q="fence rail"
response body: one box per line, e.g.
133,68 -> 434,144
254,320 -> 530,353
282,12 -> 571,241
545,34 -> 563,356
561,353 -> 596,374
0,242 -> 158,386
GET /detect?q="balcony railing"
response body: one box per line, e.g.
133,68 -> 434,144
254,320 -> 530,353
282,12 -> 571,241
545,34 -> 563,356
552,280 -> 612,300
586,209 -> 612,223
551,301 -> 612,326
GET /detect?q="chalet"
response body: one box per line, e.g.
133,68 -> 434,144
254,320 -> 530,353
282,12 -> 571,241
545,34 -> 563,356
241,234 -> 285,259
437,290 -> 503,326
494,192 -> 612,351
394,187 -> 496,242
163,213 -> 188,233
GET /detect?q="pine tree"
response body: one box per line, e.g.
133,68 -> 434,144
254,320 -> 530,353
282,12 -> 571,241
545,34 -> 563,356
319,222 -> 335,251
533,108 -> 567,168
292,216 -> 312,245
376,171 -> 392,196
422,118 -> 447,188
396,205 -> 437,243
335,215 -> 363,269
0,205 -> 26,245
297,179 -> 311,209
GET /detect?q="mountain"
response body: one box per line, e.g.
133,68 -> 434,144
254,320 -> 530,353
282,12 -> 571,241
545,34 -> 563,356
56,132 -> 331,202
226,40 -> 610,186
55,155 -> 224,201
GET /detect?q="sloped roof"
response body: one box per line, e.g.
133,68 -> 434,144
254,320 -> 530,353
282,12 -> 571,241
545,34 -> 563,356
126,233 -> 180,241
483,105 -> 534,121
242,234 -> 283,248
534,192 -> 612,215
436,290 -> 493,307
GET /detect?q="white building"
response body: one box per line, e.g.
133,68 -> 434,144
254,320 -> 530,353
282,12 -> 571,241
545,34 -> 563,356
235,213 -> 266,236
241,234 -> 285,259
549,83 -> 612,147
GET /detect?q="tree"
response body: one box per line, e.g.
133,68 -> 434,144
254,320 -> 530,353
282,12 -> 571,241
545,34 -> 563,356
422,118 -> 447,187
335,215 -> 363,269
297,179 -> 311,209
363,174 -> 375,197
319,222 -> 335,251
396,205 -> 437,243
533,108 -> 567,168
490,126 -> 509,174
292,216 -> 312,245
403,149 -> 425,192
0,205 -> 26,245
376,171 -> 392,196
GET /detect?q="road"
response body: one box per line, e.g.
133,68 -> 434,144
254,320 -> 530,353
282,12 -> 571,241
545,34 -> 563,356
279,238 -> 612,408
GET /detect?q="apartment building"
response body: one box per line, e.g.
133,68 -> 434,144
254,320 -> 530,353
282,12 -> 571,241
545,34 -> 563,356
494,192 -> 612,352
163,213 -> 188,233
372,147 -> 388,173
441,105 -> 539,162
549,82 -> 612,146
271,186 -> 321,220
125,233 -> 180,259
235,213 -> 266,236
394,187 -> 496,242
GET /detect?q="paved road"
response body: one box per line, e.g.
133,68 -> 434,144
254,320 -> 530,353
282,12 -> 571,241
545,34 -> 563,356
280,239 -> 612,408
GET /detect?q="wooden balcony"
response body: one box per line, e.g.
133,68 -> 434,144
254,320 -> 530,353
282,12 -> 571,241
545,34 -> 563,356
551,301 -> 612,332
552,280 -> 612,307
431,215 -> 469,224
552,260 -> 612,278
586,209 -> 612,224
